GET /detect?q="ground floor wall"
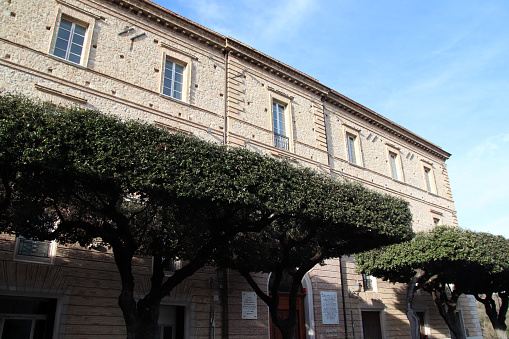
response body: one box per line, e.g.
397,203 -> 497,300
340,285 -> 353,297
0,235 -> 482,339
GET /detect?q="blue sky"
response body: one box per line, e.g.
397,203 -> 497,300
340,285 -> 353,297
152,0 -> 509,238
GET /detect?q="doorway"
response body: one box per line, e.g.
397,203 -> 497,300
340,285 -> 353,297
270,293 -> 307,339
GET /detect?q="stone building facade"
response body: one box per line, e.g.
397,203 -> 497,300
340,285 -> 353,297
0,0 -> 481,338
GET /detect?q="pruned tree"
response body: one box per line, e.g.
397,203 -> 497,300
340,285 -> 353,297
0,93 -> 394,339
215,175 -> 414,339
356,226 -> 509,339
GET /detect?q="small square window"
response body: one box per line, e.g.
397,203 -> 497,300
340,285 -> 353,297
14,237 -> 56,264
53,18 -> 87,64
162,60 -> 185,100
273,102 -> 289,151
433,217 -> 440,226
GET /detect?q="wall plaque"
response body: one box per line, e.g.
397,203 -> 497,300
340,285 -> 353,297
321,291 -> 339,324
242,291 -> 257,319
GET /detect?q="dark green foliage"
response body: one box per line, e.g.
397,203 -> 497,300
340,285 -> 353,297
215,167 -> 414,339
0,93 -> 414,339
356,226 -> 509,339
356,226 -> 509,292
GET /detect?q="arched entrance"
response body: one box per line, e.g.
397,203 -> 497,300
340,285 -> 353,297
268,272 -> 315,339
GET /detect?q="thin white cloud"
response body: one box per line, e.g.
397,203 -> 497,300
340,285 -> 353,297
260,0 -> 315,41
450,134 -> 509,233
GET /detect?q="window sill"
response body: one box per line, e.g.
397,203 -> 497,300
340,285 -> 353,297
14,256 -> 55,265
159,93 -> 190,106
347,161 -> 364,169
48,54 -> 88,69
391,178 -> 406,184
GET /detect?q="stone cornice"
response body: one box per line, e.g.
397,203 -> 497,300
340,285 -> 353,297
226,38 -> 328,97
325,90 -> 451,160
107,0 -> 226,51
80,0 -> 452,160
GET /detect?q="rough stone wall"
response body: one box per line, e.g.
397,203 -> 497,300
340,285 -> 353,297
0,0 -> 481,337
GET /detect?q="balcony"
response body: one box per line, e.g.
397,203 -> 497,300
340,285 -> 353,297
274,133 -> 289,151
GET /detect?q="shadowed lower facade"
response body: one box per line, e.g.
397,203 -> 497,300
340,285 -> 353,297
0,0 -> 482,337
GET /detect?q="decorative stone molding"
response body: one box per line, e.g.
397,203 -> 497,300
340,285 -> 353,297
267,86 -> 294,100
34,84 -> 87,104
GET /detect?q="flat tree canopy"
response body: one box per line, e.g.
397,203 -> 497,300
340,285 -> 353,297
356,226 -> 509,339
0,93 -> 414,339
216,185 -> 413,339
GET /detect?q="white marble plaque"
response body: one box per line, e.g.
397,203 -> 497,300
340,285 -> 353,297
242,291 -> 257,319
321,291 -> 339,324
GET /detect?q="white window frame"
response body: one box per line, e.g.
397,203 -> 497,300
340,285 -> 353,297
159,47 -> 192,103
421,161 -> 438,194
362,274 -> 377,292
343,125 -> 363,166
272,101 -> 289,151
53,18 -> 87,64
268,89 -> 294,152
13,237 -> 56,264
385,144 -> 404,182
49,5 -> 97,67
162,60 -> 185,100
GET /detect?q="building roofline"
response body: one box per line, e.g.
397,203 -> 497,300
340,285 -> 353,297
106,0 -> 451,160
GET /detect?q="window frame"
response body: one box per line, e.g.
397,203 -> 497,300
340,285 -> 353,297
0,296 -> 58,339
272,101 -> 289,151
49,5 -> 97,67
343,125 -> 363,166
362,274 -> 377,292
159,47 -> 192,103
268,89 -> 294,152
53,18 -> 87,64
152,257 -> 183,277
385,144 -> 404,182
162,59 -> 186,101
421,161 -> 438,194
13,237 -> 56,265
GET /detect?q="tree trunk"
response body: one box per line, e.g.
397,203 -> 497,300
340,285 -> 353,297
113,243 -> 162,339
407,269 -> 424,339
475,292 -> 508,339
431,286 -> 466,339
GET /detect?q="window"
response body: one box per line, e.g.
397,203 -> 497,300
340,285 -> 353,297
433,218 -> 440,226
53,18 -> 87,64
346,134 -> 357,164
14,237 -> 56,264
273,102 -> 289,151
362,274 -> 374,292
0,296 -> 57,339
422,165 -> 437,194
389,152 -> 399,180
162,60 -> 185,100
385,144 -> 404,181
153,257 -> 182,277
343,125 -> 362,166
